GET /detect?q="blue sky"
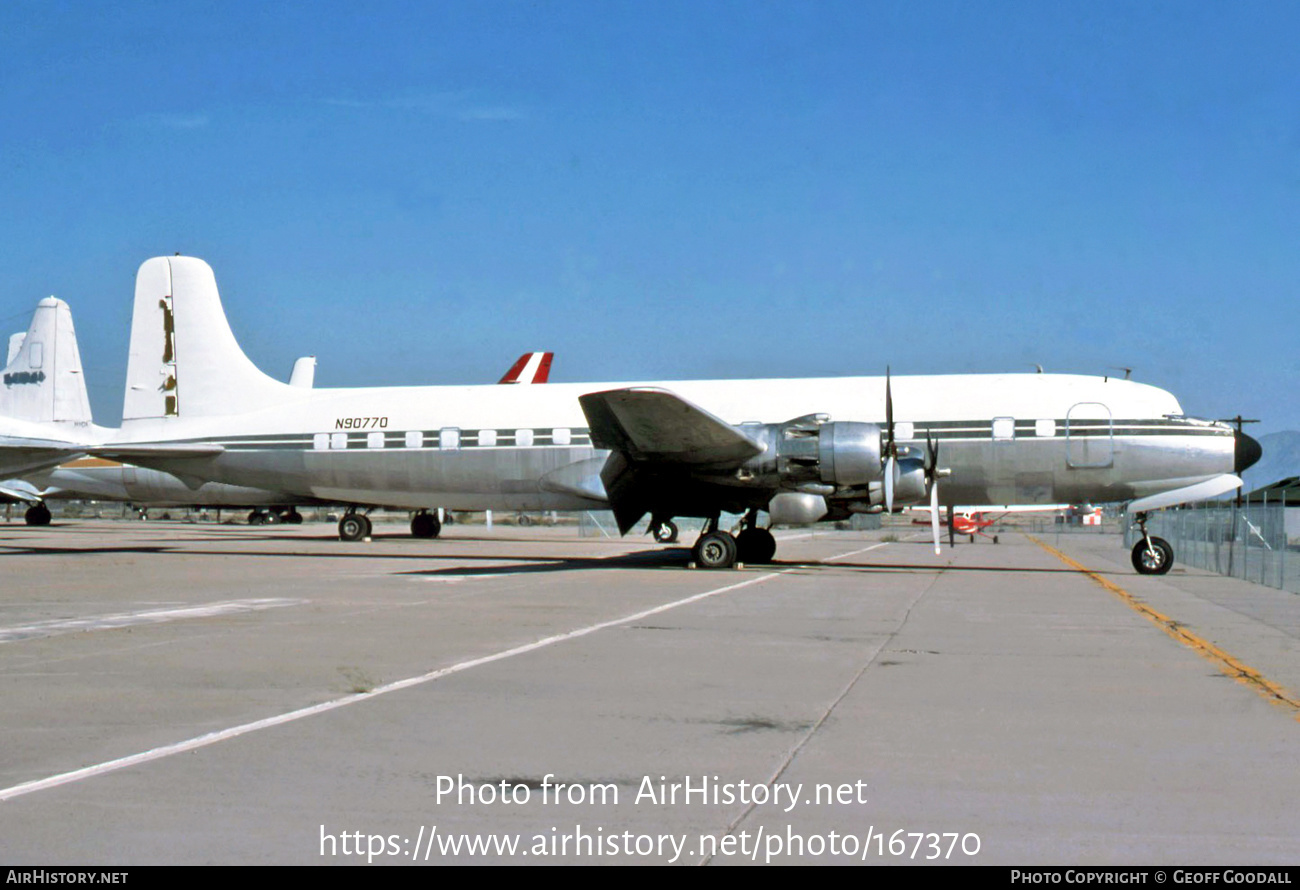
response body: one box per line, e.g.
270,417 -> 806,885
1,1 -> 1296,433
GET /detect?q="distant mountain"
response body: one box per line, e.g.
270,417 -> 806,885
1242,431 -> 1300,491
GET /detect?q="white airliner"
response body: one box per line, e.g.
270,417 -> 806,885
1,298 -> 555,530
97,256 -> 1259,574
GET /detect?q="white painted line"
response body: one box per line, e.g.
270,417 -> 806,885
0,599 -> 308,644
826,542 -> 892,561
0,571 -> 789,802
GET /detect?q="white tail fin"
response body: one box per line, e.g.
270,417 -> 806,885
289,355 -> 317,388
1,297 -> 93,426
123,256 -> 298,422
7,332 -> 25,367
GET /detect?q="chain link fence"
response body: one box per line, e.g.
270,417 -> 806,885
1124,501 -> 1299,594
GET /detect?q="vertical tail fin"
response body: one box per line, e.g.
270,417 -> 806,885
289,355 -> 317,388
7,332 -> 25,367
123,256 -> 298,423
0,297 -> 93,426
498,351 -> 554,384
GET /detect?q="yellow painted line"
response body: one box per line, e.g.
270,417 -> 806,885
1028,535 -> 1300,722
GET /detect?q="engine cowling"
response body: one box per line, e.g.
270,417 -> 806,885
738,414 -> 883,491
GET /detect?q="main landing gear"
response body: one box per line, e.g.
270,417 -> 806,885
410,509 -> 442,539
1130,511 -> 1174,575
248,508 -> 303,525
24,503 -> 51,526
691,511 -> 776,569
338,510 -> 372,542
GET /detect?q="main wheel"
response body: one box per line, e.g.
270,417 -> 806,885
653,519 -> 679,544
24,503 -> 51,526
281,510 -> 303,525
735,527 -> 776,564
339,513 -> 372,542
411,511 -> 442,538
693,531 -> 738,569
1131,536 -> 1174,575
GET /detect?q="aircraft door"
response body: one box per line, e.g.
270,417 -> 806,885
1065,402 -> 1113,468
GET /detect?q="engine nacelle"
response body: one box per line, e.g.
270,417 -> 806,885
739,415 -> 883,491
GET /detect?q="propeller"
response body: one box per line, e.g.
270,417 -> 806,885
883,368 -> 897,512
882,368 -> 948,553
925,431 -> 941,555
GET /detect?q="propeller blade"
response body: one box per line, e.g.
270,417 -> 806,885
884,367 -> 895,455
930,478 -> 941,555
885,455 -> 895,512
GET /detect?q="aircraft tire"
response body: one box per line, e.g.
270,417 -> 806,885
24,504 -> 52,526
653,520 -> 679,544
282,510 -> 303,525
1131,537 -> 1174,575
693,531 -> 738,569
411,512 -> 441,538
339,514 -> 371,542
736,527 -> 776,564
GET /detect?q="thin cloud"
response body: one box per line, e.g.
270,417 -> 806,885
458,107 -> 528,122
143,113 -> 210,130
322,92 -> 528,123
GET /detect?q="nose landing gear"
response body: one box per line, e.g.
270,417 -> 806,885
1130,511 -> 1174,575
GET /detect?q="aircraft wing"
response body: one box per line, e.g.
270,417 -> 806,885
579,387 -> 763,466
579,387 -> 765,534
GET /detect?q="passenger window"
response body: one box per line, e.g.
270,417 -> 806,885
553,428 -> 571,446
992,417 -> 1015,441
441,428 -> 460,450
516,428 -> 534,447
479,429 -> 497,447
330,432 -> 347,450
313,433 -> 329,451
367,431 -> 384,449
1035,419 -> 1056,437
405,430 -> 422,449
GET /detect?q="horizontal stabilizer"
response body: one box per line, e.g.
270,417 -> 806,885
579,388 -> 762,466
1126,474 -> 1241,513
0,435 -> 83,478
91,443 -> 226,461
0,480 -> 43,503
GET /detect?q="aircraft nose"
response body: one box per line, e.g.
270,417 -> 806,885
1234,430 -> 1263,474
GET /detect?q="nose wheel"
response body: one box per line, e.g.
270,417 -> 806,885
1130,512 -> 1174,575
